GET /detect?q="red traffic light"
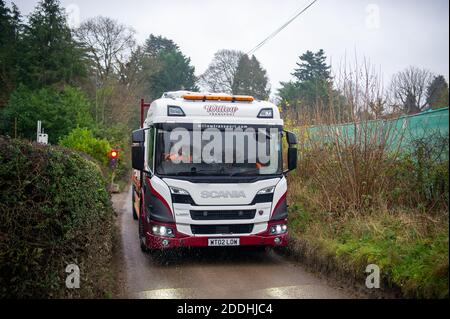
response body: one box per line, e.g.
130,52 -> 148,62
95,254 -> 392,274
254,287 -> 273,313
109,149 -> 119,159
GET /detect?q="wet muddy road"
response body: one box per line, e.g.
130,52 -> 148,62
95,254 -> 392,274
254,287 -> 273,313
113,187 -> 353,299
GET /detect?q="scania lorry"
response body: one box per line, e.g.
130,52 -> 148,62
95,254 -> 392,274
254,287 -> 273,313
131,91 -> 297,252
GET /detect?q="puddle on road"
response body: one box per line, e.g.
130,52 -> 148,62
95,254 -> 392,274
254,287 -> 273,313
135,284 -> 349,299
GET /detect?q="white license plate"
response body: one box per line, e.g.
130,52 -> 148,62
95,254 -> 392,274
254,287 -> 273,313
208,238 -> 240,246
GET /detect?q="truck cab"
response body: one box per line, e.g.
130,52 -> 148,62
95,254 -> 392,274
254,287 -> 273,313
131,91 -> 297,251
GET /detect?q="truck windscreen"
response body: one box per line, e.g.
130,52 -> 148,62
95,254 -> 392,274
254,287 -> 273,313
154,125 -> 282,177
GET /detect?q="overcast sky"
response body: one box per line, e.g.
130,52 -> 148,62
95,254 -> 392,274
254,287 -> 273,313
9,0 -> 450,96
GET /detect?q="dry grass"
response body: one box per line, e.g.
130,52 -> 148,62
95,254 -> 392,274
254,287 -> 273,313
283,58 -> 449,298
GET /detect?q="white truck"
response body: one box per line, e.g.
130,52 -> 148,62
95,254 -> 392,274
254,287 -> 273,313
131,91 -> 297,252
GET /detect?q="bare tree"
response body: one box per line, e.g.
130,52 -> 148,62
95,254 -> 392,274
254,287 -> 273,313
75,16 -> 141,126
333,55 -> 387,122
198,49 -> 243,93
389,66 -> 433,114
75,16 -> 136,83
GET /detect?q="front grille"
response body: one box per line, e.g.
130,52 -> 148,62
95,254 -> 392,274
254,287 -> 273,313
191,224 -> 254,235
190,209 -> 256,220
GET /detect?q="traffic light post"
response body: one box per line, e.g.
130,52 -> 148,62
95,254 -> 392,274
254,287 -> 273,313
109,149 -> 119,169
108,149 -> 119,193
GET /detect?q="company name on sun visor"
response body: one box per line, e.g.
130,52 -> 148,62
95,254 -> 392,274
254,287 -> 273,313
204,104 -> 239,116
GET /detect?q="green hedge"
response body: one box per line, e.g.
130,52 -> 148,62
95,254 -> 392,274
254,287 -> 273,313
0,136 -> 115,298
59,127 -> 111,166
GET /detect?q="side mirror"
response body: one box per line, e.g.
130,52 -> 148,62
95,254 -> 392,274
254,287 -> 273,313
287,147 -> 297,171
132,129 -> 145,143
132,145 -> 145,171
285,130 -> 298,145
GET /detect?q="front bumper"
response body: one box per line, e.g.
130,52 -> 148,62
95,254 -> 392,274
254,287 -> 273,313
146,232 -> 288,249
144,222 -> 288,249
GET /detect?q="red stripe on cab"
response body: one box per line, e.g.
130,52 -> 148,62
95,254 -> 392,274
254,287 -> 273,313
270,192 -> 287,218
145,176 -> 173,216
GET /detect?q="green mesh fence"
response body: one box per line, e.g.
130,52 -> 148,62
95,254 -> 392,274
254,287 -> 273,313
294,107 -> 449,159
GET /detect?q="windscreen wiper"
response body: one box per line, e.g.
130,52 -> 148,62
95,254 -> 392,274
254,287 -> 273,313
230,168 -> 261,177
173,168 -> 226,176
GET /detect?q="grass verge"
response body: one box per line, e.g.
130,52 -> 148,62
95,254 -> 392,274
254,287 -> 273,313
287,185 -> 449,298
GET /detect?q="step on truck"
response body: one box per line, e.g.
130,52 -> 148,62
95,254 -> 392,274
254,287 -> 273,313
131,91 -> 298,252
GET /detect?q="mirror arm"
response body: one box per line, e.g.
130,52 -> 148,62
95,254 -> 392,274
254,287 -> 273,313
283,166 -> 295,175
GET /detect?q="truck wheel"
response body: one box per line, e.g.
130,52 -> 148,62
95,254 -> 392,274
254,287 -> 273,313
140,237 -> 149,253
273,246 -> 288,255
138,210 -> 149,253
252,246 -> 268,253
139,216 -> 149,253
132,185 -> 138,220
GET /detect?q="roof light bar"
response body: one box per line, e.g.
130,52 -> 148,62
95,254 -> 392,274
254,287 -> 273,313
183,94 -> 254,102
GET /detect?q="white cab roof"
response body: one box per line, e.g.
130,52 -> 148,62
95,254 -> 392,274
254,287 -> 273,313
144,91 -> 283,127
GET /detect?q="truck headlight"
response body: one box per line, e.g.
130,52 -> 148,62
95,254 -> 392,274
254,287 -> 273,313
169,186 -> 190,195
269,224 -> 287,235
257,186 -> 275,195
151,225 -> 175,237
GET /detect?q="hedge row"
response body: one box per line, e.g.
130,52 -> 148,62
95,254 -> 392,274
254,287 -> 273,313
0,137 -> 115,298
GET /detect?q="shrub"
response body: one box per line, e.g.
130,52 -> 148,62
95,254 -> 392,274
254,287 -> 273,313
388,157 -> 449,211
295,122 -> 449,213
0,136 -> 115,298
59,127 -> 111,166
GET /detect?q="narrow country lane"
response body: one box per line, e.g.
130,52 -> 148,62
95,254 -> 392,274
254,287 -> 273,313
112,187 -> 354,299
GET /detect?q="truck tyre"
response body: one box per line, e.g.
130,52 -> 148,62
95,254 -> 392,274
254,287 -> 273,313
139,215 -> 149,253
132,184 -> 138,220
252,246 -> 268,253
273,245 -> 288,255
